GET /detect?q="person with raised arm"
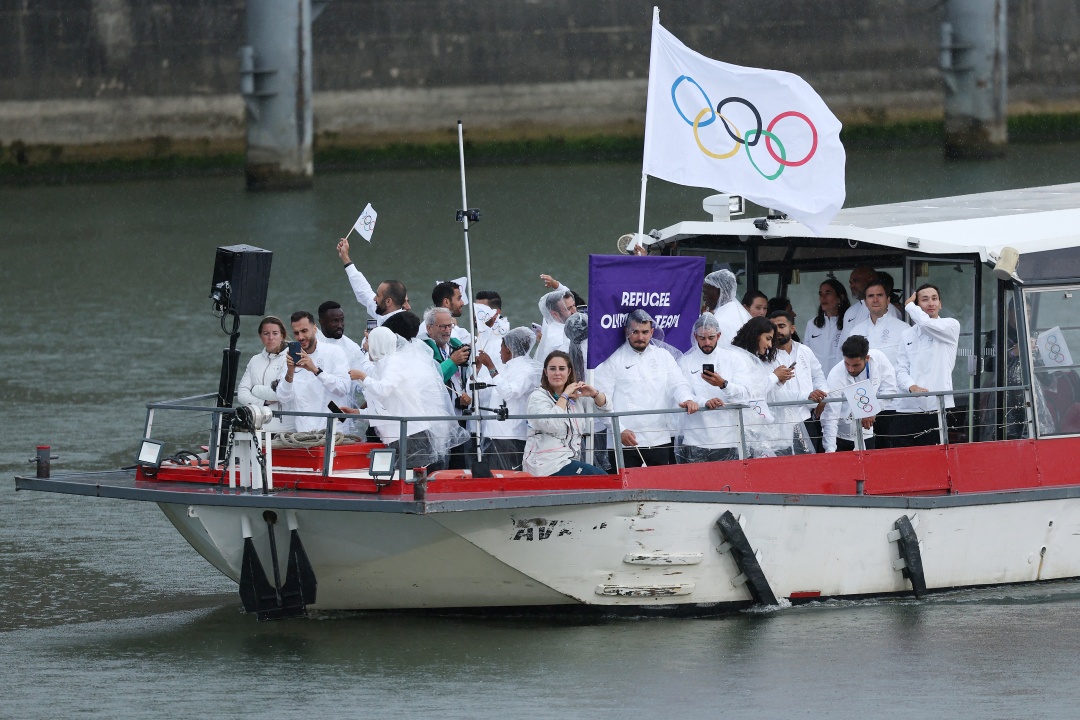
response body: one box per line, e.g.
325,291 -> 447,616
336,236 -> 409,326
892,283 -> 961,447
276,311 -> 352,434
534,273 -> 578,361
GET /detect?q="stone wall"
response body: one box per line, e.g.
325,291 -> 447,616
1,0 -> 1078,148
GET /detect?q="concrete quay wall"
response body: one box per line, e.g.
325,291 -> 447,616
1,0 -> 1079,154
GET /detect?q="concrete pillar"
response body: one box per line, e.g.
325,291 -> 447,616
940,0 -> 1008,159
241,0 -> 313,190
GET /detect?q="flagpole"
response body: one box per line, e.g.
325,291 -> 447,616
636,172 -> 648,240
457,120 -> 483,461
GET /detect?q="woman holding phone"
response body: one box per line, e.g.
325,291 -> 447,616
523,351 -> 610,476
236,316 -> 294,432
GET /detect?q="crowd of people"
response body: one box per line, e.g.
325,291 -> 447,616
235,238 -> 960,475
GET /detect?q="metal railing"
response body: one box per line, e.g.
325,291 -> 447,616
141,384 -> 1035,483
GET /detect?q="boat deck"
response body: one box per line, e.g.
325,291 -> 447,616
17,436 -> 1080,512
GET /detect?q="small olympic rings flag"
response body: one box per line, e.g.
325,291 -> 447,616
841,380 -> 879,421
1037,326 -> 1074,368
643,11 -> 846,235
351,203 -> 378,242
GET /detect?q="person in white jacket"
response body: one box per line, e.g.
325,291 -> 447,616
276,311 -> 353,434
533,274 -> 577,362
822,335 -> 899,452
804,278 -> 852,375
474,327 -> 541,471
236,316 -> 295,432
768,310 -> 828,453
892,283 -> 961,447
593,310 -> 699,468
523,350 -> 609,476
703,269 -> 751,346
336,236 -> 409,326
676,313 -> 753,463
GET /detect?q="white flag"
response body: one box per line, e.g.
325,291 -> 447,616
1037,326 -> 1073,368
746,398 -> 774,423
437,276 -> 470,305
642,11 -> 845,235
352,203 -> 378,242
842,380 -> 879,420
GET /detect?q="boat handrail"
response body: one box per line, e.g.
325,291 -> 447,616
138,383 -> 1035,481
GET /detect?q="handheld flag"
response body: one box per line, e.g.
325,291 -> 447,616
746,398 -> 775,423
841,380 -> 879,420
1036,326 -> 1073,368
351,203 -> 378,242
642,10 -> 845,235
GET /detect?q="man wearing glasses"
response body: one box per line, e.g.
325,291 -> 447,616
423,306 -> 473,468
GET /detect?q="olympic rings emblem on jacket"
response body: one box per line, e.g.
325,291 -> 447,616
670,75 -> 819,180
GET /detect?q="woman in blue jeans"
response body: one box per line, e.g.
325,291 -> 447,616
523,351 -> 609,476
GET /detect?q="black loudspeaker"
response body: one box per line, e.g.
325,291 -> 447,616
210,244 -> 273,316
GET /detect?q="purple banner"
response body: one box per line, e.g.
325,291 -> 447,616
587,254 -> 706,369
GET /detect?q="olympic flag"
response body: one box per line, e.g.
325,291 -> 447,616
642,11 -> 845,235
352,203 -> 378,242
841,380 -> 878,421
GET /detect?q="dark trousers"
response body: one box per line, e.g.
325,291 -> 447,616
873,410 -> 898,449
803,416 -> 825,454
889,412 -> 942,447
447,434 -> 476,470
622,442 -> 675,468
480,437 -> 526,471
836,437 -> 876,452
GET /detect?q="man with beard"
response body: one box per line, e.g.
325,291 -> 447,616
675,313 -> 753,463
336,237 -> 409,326
822,335 -> 899,452
420,280 -> 472,345
768,310 -> 829,453
703,269 -> 751,346
593,310 -> 699,468
276,311 -> 352,433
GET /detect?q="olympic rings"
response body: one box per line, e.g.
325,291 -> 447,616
669,76 -> 819,179
693,109 -> 740,160
766,111 -> 818,167
1046,335 -> 1065,363
855,387 -> 874,414
743,129 -> 785,181
717,97 -> 762,146
671,76 -> 716,127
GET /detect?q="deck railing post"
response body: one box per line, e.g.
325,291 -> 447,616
937,393 -> 949,446
610,414 -> 624,473
854,414 -> 866,451
398,419 -> 409,480
736,407 -> 747,460
1024,386 -> 1037,439
322,416 -> 335,477
208,412 -> 221,468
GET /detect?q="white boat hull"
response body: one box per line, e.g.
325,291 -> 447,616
158,490 -> 1080,611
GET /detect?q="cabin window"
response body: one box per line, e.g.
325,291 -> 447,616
1024,285 -> 1080,437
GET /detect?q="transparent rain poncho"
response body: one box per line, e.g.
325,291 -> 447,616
359,328 -> 468,467
503,326 -> 535,359
706,270 -> 751,343
563,312 -> 589,380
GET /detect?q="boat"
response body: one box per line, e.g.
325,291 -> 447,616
16,182 -> 1080,620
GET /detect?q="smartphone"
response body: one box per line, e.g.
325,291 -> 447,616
366,318 -> 377,331
702,364 -> 715,374
327,401 -> 345,421
287,341 -> 302,363
531,322 -> 542,332
788,362 -> 797,369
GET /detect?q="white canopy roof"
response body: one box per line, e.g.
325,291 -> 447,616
656,182 -> 1080,262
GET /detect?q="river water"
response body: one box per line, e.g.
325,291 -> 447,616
3,144 -> 1080,717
